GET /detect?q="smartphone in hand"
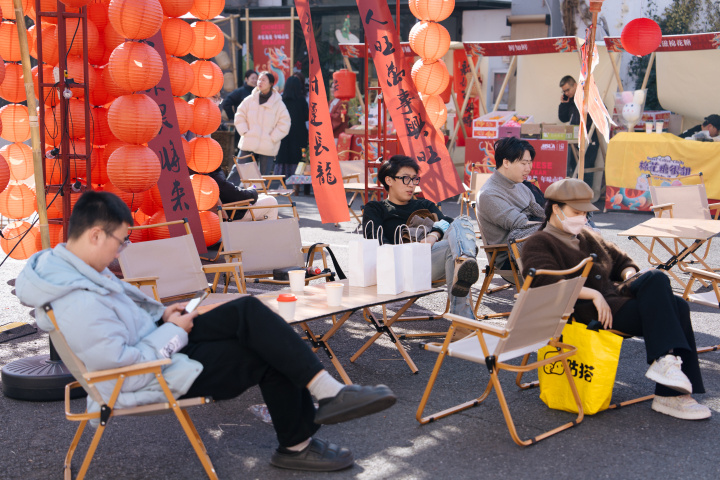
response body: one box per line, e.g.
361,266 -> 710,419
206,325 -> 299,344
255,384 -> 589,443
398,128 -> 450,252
183,291 -> 210,314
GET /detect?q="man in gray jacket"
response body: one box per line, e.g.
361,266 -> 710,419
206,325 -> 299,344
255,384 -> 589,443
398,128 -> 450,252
16,191 -> 395,473
476,137 -> 545,278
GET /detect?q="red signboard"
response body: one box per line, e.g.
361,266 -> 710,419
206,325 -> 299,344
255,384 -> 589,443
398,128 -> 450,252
605,32 -> 720,53
464,37 -> 579,57
251,20 -> 292,91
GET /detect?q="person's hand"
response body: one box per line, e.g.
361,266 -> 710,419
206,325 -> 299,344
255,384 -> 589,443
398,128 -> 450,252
561,94 -> 569,103
421,233 -> 438,245
621,267 -> 638,280
590,290 -> 613,329
433,220 -> 450,232
161,304 -> 184,324
166,308 -> 199,333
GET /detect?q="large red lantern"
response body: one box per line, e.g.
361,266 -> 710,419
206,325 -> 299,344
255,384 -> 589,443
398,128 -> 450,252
187,137 -> 222,173
0,104 -> 30,143
0,154 -> 9,194
147,210 -> 170,240
1,142 -> 33,181
190,97 -> 221,136
0,0 -> 31,20
0,184 -> 36,219
160,0 -> 194,18
411,59 -> 450,96
0,63 -> 27,104
67,98 -> 88,139
189,0 -> 224,20
190,21 -> 225,60
33,64 -> 60,107
621,18 -> 662,57
191,174 -> 219,211
332,69 -> 355,101
104,138 -> 131,164
89,66 -> 113,106
104,22 -> 125,53
44,107 -> 62,148
60,0 -> 92,7
198,210 -> 221,246
109,41 -> 164,92
66,55 -> 99,99
105,181 -> 146,211
0,58 -> 5,85
91,146 -> 109,185
174,97 -> 193,134
28,24 -> 60,66
108,0 -> 164,41
108,94 -> 162,144
139,184 -> 162,216
101,65 -> 130,100
413,0 -> 455,22
167,56 -> 195,97
409,21 -> 451,62
0,21 -> 21,62
440,74 -> 452,104
189,60 -> 223,98
162,18 -> 194,57
35,223 -> 64,250
88,37 -> 111,67
107,145 -> 161,193
91,106 -> 115,146
64,18 -> 99,56
1,221 -> 39,260
421,94 -> 447,130
87,1 -> 109,31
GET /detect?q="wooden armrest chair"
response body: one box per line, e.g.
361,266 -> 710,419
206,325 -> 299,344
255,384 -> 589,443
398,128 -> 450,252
460,167 -> 492,239
233,153 -> 294,205
41,304 -> 217,479
119,219 -> 247,302
416,256 -> 595,446
682,266 -> 720,353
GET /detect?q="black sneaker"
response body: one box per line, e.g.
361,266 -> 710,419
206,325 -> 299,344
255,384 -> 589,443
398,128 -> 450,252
451,256 -> 479,297
270,438 -> 354,472
314,384 -> 396,425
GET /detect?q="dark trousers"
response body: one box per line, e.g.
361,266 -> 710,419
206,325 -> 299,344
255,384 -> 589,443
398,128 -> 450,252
181,296 -> 323,446
613,270 -> 705,397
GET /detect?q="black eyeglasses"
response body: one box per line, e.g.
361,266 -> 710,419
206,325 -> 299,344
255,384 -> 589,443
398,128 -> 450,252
392,175 -> 421,186
106,231 -> 131,253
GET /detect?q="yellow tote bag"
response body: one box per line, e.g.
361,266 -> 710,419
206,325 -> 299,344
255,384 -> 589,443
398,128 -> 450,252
538,320 -> 623,415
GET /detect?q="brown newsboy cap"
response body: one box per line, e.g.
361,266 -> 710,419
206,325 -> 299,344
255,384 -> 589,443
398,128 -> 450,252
544,178 -> 598,212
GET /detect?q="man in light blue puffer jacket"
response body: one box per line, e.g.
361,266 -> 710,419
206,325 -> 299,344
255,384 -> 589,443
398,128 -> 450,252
16,191 -> 396,473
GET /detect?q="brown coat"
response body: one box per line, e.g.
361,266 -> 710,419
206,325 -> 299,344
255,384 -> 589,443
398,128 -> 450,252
520,229 -> 639,323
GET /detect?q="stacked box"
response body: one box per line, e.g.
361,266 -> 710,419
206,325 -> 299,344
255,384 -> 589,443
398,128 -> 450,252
472,111 -> 515,139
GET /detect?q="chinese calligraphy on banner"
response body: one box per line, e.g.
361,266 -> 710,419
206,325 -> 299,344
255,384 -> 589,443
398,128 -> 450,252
355,1 -> 463,203
604,32 -> 720,52
295,0 -> 350,224
252,20 -> 292,92
144,31 -> 206,253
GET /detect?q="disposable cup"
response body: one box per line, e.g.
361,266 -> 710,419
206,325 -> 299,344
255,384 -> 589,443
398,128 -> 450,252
656,121 -> 664,134
277,294 -> 297,320
288,269 -> 305,292
645,122 -> 653,133
325,283 -> 344,307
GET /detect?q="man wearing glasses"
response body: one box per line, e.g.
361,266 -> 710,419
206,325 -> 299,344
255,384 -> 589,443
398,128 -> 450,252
363,155 -> 479,320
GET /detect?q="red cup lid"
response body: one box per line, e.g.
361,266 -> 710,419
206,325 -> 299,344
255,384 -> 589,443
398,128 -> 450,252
277,294 -> 297,302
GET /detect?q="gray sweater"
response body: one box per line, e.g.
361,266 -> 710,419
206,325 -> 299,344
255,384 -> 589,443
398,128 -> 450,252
476,171 -> 544,268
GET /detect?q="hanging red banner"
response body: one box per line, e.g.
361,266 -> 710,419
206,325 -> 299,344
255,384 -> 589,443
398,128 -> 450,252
295,0 -> 350,224
251,20 -> 292,91
354,1 -> 463,203
453,49 -> 480,147
605,32 -> 720,53
464,37 -> 580,57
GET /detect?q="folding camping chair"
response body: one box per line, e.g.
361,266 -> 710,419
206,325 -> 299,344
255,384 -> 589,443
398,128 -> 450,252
233,153 -> 295,205
118,219 -> 246,302
682,266 -> 720,353
460,166 -> 492,238
340,158 -> 380,223
416,256 -> 595,446
41,304 -> 217,480
218,204 -> 332,287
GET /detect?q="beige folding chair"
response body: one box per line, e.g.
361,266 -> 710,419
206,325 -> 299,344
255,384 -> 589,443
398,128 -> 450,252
460,166 -> 492,238
417,256 -> 596,446
218,204 -> 331,286
681,267 -> 720,353
41,304 -> 217,480
472,221 -> 522,316
119,219 -> 246,302
340,159 -> 380,223
233,153 -> 295,206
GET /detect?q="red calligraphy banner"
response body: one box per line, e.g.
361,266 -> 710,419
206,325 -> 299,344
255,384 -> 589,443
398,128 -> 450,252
295,0 -> 350,224
251,20 -> 292,91
604,32 -> 720,53
354,1 -> 463,203
145,31 -> 205,253
453,49 -> 480,147
464,37 -> 580,57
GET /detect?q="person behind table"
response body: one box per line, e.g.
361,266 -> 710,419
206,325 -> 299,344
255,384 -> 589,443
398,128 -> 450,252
520,178 -> 710,420
206,166 -> 279,221
558,75 -> 599,181
362,155 -> 479,320
476,137 -> 545,281
680,114 -> 720,141
15,191 -> 397,472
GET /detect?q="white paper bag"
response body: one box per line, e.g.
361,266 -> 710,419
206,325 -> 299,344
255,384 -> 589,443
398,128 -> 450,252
402,227 -> 432,292
349,222 -> 378,287
376,226 -> 406,295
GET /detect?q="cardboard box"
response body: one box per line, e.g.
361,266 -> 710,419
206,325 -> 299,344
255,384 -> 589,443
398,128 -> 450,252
521,123 -> 542,139
472,111 -> 515,139
542,124 -> 577,140
498,125 -> 521,138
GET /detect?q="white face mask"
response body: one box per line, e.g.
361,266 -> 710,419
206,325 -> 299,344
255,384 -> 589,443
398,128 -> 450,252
555,209 -> 587,235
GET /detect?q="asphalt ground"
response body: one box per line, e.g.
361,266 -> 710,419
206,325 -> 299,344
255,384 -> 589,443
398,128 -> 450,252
1,194 -> 719,479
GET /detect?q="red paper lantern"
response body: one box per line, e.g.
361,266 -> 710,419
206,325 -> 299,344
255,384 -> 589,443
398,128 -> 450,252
0,154 -> 9,194
160,0 -> 194,18
191,174 -> 219,211
44,106 -> 62,148
174,96 -> 194,134
1,221 -> 39,260
0,59 -> 5,86
0,21 -> 21,62
162,17 -> 194,57
187,137 -> 222,173
33,65 -> 60,107
101,64 -> 129,101
91,145 -> 109,184
440,74 -> 452,104
332,69 -> 356,101
67,98 -> 88,139
0,184 -> 36,219
190,21 -> 225,60
181,137 -> 191,163
189,60 -> 223,98
0,104 -> 30,143
29,24 -> 60,66
34,223 -> 64,250
88,37 -> 111,67
409,21 -> 451,62
108,94 -> 162,144
45,141 -> 96,184
108,0 -> 164,41
413,0 -> 455,22
87,1 -> 109,31
411,59 -> 450,96
167,56 -> 194,97
105,181 -> 146,211
199,210 -> 221,246
190,97 -> 221,135
139,184 -> 162,216
107,145 -> 161,193
0,63 -> 27,104
621,18 -> 662,57
109,41 -> 164,92
91,106 -> 114,146
189,0 -> 224,21
66,55 -> 99,99
104,138 -> 131,165
0,0 -> 31,21
60,0 -> 92,7
90,66 -> 113,106
147,209 -> 170,240
104,22 -> 125,53
421,94 -> 447,130
64,18 -> 100,56
1,142 -> 33,181
409,1 -> 419,17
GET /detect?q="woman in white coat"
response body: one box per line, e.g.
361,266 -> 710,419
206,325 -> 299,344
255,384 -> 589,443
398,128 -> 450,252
229,71 -> 291,179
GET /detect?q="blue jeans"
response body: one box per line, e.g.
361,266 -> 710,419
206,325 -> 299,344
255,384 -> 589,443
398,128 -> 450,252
429,215 -> 477,318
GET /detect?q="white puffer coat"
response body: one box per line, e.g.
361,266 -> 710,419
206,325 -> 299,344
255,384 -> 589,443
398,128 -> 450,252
234,87 -> 291,156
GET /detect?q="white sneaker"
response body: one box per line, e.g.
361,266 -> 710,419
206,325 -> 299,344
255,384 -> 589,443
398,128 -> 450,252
651,395 -> 711,420
645,355 -> 692,394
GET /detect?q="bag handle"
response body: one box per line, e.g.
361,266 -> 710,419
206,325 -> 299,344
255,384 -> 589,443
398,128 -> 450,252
415,225 -> 428,243
377,226 -> 384,245
394,225 -> 409,245
360,220 -> 375,239
305,243 -> 346,280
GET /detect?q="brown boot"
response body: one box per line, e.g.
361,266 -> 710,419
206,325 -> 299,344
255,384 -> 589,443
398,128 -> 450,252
451,256 -> 479,297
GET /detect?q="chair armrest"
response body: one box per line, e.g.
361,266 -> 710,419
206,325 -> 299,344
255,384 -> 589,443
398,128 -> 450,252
649,203 -> 674,211
343,174 -> 360,183
223,199 -> 254,207
83,358 -> 171,382
123,276 -> 159,284
262,175 -> 285,180
480,243 -> 509,251
202,262 -> 243,274
219,249 -> 243,256
302,243 -> 329,252
444,313 -> 508,337
684,266 -> 720,281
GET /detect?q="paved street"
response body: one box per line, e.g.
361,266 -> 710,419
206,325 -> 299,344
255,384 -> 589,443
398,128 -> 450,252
1,195 -> 718,479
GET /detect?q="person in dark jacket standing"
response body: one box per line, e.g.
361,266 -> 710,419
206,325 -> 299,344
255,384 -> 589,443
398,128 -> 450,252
558,75 -> 599,182
221,70 -> 258,121
275,75 -> 308,178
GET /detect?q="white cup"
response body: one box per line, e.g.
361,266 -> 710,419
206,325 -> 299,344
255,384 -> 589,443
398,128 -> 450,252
288,269 -> 305,292
656,121 -> 664,134
645,122 -> 653,133
325,283 -> 344,307
276,294 -> 297,321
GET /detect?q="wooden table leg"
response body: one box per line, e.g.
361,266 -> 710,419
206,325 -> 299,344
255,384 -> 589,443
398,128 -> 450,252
299,313 -> 354,385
